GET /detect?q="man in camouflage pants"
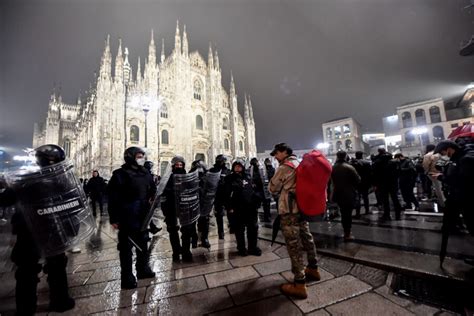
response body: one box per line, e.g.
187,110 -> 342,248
269,143 -> 320,299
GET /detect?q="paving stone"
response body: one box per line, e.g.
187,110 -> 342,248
253,258 -> 291,276
158,287 -> 233,315
210,294 -> 302,316
50,287 -> 146,315
407,302 -> 440,315
318,256 -> 353,277
205,266 -> 260,288
291,275 -> 372,313
326,292 -> 414,315
227,274 -> 287,305
375,285 -> 412,307
274,245 -> 290,258
67,271 -> 94,287
281,267 -> 334,285
144,275 -> 208,301
69,281 -> 108,299
229,251 -> 280,268
350,264 -> 388,287
175,260 -> 233,279
94,303 -> 158,315
86,266 -> 121,284
73,259 -> 121,273
306,309 -> 331,316
0,272 -> 15,298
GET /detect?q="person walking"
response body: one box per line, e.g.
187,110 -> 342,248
350,151 -> 372,217
86,170 -> 106,217
332,151 -> 361,241
423,144 -> 446,208
263,158 -> 275,222
269,143 -> 320,299
372,148 -> 402,220
395,153 -> 420,211
108,147 -> 157,289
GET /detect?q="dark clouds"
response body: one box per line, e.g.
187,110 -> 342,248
1,0 -> 473,153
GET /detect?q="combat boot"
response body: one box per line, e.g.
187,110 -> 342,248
121,274 -> 137,289
201,238 -> 211,249
136,265 -> 156,279
304,267 -> 321,281
280,280 -> 308,299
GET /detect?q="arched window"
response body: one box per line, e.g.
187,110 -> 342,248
405,131 -> 415,145
239,141 -> 244,151
196,115 -> 203,130
326,127 -> 332,140
161,130 -> 169,145
430,106 -> 441,123
336,141 -> 342,151
433,126 -> 445,142
334,126 -> 342,139
345,139 -> 353,151
402,112 -> 413,128
160,161 -> 169,176
415,109 -> 426,125
193,79 -> 202,100
160,103 -> 168,119
223,117 -> 229,130
63,139 -> 71,158
130,125 -> 139,142
224,139 -> 229,150
328,143 -> 334,154
343,124 -> 351,138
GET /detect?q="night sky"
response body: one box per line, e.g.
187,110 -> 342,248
1,0 -> 473,155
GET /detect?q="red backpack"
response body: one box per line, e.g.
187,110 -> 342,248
285,150 -> 332,216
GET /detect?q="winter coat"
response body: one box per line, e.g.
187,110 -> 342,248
372,153 -> 399,189
265,164 -> 276,181
331,161 -> 361,208
351,159 -> 372,189
107,164 -> 156,231
86,176 -> 106,197
423,151 -> 441,180
223,172 -> 260,216
268,155 -> 299,215
398,158 -> 417,184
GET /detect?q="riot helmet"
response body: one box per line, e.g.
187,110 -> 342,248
124,147 -> 146,165
144,161 -> 154,172
250,157 -> 259,166
34,144 -> 66,167
171,156 -> 186,172
232,159 -> 245,174
215,154 -> 227,167
190,160 -> 207,173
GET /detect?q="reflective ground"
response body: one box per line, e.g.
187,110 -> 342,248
0,204 -> 469,315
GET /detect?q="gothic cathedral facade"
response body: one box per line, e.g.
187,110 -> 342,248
33,22 -> 257,178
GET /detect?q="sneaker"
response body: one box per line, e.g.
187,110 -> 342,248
137,269 -> 156,279
70,247 -> 81,253
121,278 -> 137,289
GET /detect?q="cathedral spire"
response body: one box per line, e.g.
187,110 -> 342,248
230,71 -> 235,95
50,84 -> 56,102
115,38 -> 124,83
123,47 -> 132,85
244,92 -> 250,122
214,49 -> 220,70
208,42 -> 214,69
182,24 -> 189,57
174,20 -> 181,55
99,34 -> 112,80
136,56 -> 142,85
248,94 -> 255,121
77,90 -> 82,105
161,38 -> 165,63
148,29 -> 156,66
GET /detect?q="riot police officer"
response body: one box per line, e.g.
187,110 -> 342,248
108,147 -> 157,289
144,160 -> 162,235
209,154 -> 231,239
161,156 -> 196,262
189,160 -> 211,248
0,145 -> 75,315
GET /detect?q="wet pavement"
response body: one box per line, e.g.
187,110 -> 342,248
0,206 -> 470,315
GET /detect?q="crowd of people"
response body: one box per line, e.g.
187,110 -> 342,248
0,136 -> 473,313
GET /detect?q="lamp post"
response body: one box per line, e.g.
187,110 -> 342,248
142,103 -> 150,148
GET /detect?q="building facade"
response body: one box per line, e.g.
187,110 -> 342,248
322,117 -> 369,159
33,23 -> 257,178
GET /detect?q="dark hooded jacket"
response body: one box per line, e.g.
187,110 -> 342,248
107,163 -> 156,230
372,152 -> 399,188
223,162 -> 261,215
209,163 -> 231,206
86,173 -> 106,197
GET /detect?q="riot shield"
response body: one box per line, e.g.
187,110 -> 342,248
141,163 -> 172,231
258,165 -> 272,200
200,170 -> 221,217
6,160 -> 96,257
174,170 -> 200,226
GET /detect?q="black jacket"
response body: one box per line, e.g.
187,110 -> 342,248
265,164 -> 276,180
86,176 -> 106,197
399,159 -> 417,184
331,161 -> 361,207
351,159 -> 372,189
107,164 -> 156,230
372,153 -> 399,188
210,164 -> 231,205
223,172 -> 260,214
160,169 -> 187,220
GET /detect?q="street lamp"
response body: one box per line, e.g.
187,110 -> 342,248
142,103 -> 150,148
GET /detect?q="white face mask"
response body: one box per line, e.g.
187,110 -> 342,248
136,158 -> 146,166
